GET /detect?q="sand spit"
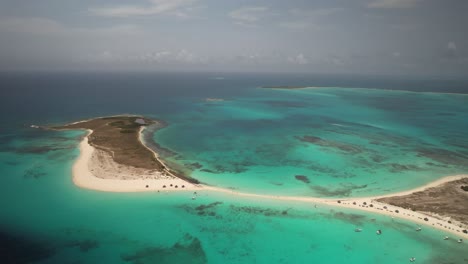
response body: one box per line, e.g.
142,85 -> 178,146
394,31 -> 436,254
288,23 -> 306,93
72,129 -> 468,239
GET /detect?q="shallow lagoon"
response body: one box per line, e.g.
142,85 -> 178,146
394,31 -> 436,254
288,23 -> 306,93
155,87 -> 468,197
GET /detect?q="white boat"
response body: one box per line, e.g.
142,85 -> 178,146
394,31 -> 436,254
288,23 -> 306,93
443,236 -> 449,240
457,239 -> 463,243
354,228 -> 362,232
409,257 -> 416,262
30,125 -> 39,129
416,227 -> 421,231
376,230 -> 382,235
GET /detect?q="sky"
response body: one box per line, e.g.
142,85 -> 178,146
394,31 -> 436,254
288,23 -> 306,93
0,0 -> 467,76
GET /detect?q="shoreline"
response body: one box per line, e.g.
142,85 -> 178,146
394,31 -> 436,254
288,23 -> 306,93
72,130 -> 202,192
261,86 -> 468,96
72,128 -> 468,239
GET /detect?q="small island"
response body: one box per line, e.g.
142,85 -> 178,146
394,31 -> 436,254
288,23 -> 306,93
53,115 -> 200,192
261,86 -> 312,89
377,177 -> 468,226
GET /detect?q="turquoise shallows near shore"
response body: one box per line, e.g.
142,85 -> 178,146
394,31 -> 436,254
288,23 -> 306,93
1,74 -> 468,263
155,87 -> 468,197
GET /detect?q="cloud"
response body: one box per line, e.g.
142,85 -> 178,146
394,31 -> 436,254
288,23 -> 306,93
89,0 -> 197,18
288,54 -> 308,65
0,17 -> 143,36
0,17 -> 64,35
280,8 -> 342,30
82,49 -> 207,65
367,0 -> 421,8
447,42 -> 457,51
444,41 -> 458,58
228,6 -> 269,27
289,8 -> 343,17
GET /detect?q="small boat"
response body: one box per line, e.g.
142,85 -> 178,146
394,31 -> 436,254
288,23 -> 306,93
30,125 -> 39,129
416,227 -> 421,231
443,236 -> 449,240
409,257 -> 416,262
191,196 -> 196,200
354,228 -> 362,232
376,230 -> 382,235
458,239 -> 463,243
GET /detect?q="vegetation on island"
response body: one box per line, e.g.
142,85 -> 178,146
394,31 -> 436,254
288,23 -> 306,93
52,115 -> 199,184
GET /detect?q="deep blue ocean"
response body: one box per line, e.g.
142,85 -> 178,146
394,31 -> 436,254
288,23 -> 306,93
1,72 -> 467,263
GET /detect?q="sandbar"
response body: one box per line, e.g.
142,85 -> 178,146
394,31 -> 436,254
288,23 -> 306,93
61,116 -> 468,239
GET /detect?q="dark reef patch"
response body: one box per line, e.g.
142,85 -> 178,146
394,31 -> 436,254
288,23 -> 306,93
387,163 -> 422,173
200,168 -> 216,173
184,162 -> 203,170
229,205 -> 305,218
23,166 -> 47,179
416,147 -> 468,166
370,154 -> 386,163
263,100 -> 310,108
270,181 -> 284,186
321,210 -> 367,226
295,175 -> 310,184
199,163 -> 249,174
310,183 -> 368,197
121,233 -> 207,264
4,160 -> 19,166
65,239 -> 99,252
2,145 -> 73,155
307,163 -> 356,179
296,135 -> 363,154
307,163 -> 336,174
179,202 -> 223,217
0,231 -> 56,264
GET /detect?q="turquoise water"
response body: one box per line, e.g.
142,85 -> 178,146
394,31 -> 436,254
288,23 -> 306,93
1,73 -> 468,263
155,87 -> 468,197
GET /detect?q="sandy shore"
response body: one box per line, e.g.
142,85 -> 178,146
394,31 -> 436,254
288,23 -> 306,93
203,182 -> 468,239
72,130 -> 201,192
72,131 -> 467,239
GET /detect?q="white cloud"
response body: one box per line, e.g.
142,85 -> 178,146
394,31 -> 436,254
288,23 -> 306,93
447,42 -> 457,51
228,6 -> 269,27
288,54 -> 308,65
89,0 -> 197,18
368,0 -> 421,8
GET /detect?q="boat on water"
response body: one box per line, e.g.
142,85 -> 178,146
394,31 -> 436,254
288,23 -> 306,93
354,228 -> 362,232
409,257 -> 416,262
444,236 -> 449,240
457,239 -> 463,243
416,227 -> 421,231
376,229 -> 382,235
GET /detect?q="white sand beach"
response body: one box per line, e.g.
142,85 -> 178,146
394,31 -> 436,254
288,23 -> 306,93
72,131 -> 201,192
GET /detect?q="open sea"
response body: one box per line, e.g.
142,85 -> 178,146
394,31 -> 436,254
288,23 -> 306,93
1,72 -> 467,263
